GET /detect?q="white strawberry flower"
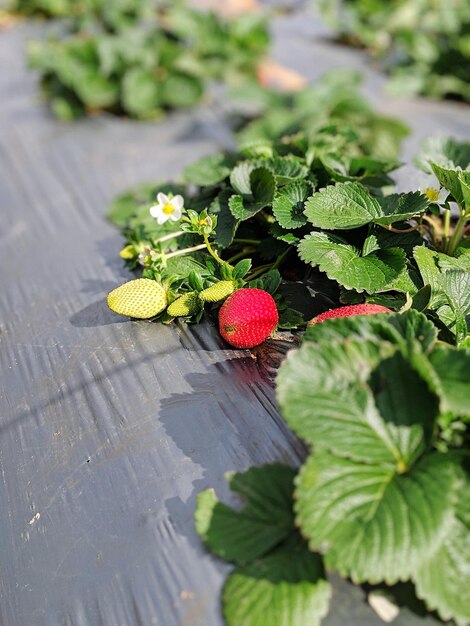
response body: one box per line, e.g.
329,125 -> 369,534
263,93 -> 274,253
418,174 -> 449,205
150,193 -> 184,224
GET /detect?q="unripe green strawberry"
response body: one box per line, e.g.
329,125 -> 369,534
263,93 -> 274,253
199,280 -> 236,303
107,278 -> 167,319
119,244 -> 136,260
308,303 -> 391,326
167,292 -> 199,317
219,288 -> 278,348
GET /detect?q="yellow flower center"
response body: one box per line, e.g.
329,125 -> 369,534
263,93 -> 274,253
162,203 -> 175,215
424,187 -> 439,203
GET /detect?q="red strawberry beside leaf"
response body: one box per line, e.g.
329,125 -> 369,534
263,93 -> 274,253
218,288 -> 279,348
308,303 -> 391,326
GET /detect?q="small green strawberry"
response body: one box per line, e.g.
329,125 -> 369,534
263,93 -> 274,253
199,280 -> 237,303
107,278 -> 167,319
119,244 -> 136,260
167,292 -> 199,317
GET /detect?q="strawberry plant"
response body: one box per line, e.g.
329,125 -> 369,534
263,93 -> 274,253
317,0 -> 470,103
106,71 -> 469,345
26,4 -> 269,120
196,310 -> 470,626
233,69 -> 408,162
7,0 -> 153,29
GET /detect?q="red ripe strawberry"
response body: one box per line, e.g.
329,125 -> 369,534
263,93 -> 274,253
218,288 -> 279,348
308,303 -> 391,326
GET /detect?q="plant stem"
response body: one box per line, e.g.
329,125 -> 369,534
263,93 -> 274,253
382,224 -> 421,234
270,247 -> 291,271
155,230 -> 185,244
203,233 -> 225,265
247,248 -> 292,281
246,264 -> 272,281
233,238 -> 262,245
447,211 -> 468,256
165,243 -> 207,259
247,247 -> 292,280
443,208 -> 451,242
227,249 -> 255,264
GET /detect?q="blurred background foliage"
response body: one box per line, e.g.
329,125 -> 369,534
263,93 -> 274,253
13,0 -> 269,119
318,0 -> 470,103
4,0 -> 470,118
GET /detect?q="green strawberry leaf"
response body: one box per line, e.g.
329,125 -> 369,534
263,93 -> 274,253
249,270 -> 282,294
375,191 -> 429,225
261,156 -> 310,186
251,167 -> 276,205
298,232 -> 406,293
229,167 -> 276,221
272,180 -> 311,229
277,339 -> 437,466
230,162 -> 256,195
416,137 -> 470,174
382,263 -> 419,295
414,464 -> 470,626
269,223 -> 302,245
223,537 -> 331,626
413,246 -> 444,306
429,346 -> 470,418
430,162 -> 465,207
232,258 -> 252,279
229,194 -> 250,220
195,464 -> 296,564
363,225 -> 424,256
107,182 -> 159,226
295,450 -> 458,584
160,73 -> 203,108
458,170 -> 470,208
277,310 -> 461,585
122,67 -> 161,117
183,154 -> 231,186
164,254 -> 209,279
414,247 -> 470,342
303,310 -> 437,352
107,181 -> 190,228
304,183 -> 427,230
304,182 -> 382,229
412,284 -> 432,311
211,190 -> 240,248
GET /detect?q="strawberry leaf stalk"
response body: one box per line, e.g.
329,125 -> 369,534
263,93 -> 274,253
218,288 -> 279,348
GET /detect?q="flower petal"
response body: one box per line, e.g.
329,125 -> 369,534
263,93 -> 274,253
172,195 -> 184,211
157,213 -> 169,225
169,208 -> 182,221
149,205 -> 162,218
418,173 -> 439,191
439,188 -> 450,203
157,192 -> 169,206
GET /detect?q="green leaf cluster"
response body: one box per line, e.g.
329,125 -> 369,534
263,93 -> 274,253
317,0 -> 470,103
110,99 -> 469,339
195,465 -> 332,626
9,0 -> 154,29
197,311 -> 470,626
25,3 -> 269,120
235,70 -> 409,164
108,72 -> 411,314
414,247 -> 470,346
